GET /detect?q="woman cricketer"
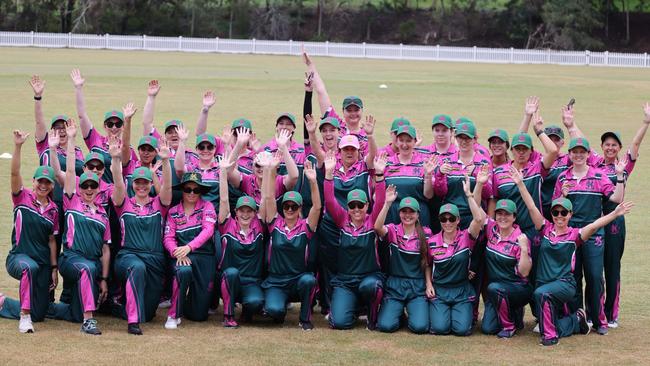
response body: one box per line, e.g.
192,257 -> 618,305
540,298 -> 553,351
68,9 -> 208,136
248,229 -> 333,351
323,152 -> 388,330
261,157 -> 321,331
110,134 -> 173,335
0,130 -> 59,333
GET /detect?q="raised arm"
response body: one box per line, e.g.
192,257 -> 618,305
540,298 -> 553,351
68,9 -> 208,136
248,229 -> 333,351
518,96 -> 539,133
464,174 -> 487,238
629,102 -> 650,160
608,159 -> 627,204
516,234 -> 532,277
581,202 -> 633,241
29,75 -> 47,142
109,136 -> 126,206
371,153 -> 388,222
174,124 -> 190,178
218,156 -> 232,223
364,115 -> 377,167
473,164 -> 491,207
11,130 -> 30,194
262,153 -> 279,223
374,184 -> 397,238
303,71 -> 313,142
70,69 -> 93,138
226,127 -> 249,187
142,80 -> 160,136
423,156 -> 436,199
64,119 -> 79,196
305,114 -> 326,164
304,160 -> 321,231
509,165 -> 544,230
323,152 -> 346,228
561,105 -> 585,139
303,49 -> 332,116
157,138 -> 173,206
47,131 -> 65,186
195,90 -> 216,136
532,112 -> 559,169
277,130 -> 299,190
121,102 -> 137,165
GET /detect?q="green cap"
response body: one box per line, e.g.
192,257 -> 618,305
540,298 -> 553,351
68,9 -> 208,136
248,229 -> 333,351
84,152 -> 105,166
103,110 -> 124,123
455,122 -> 476,139
79,172 -> 100,185
50,114 -> 69,128
544,125 -> 565,139
511,133 -> 533,149
438,203 -> 459,217
282,191 -> 303,206
276,113 -> 296,127
231,118 -> 252,130
195,133 -> 217,147
347,189 -> 368,205
390,117 -> 411,133
399,197 -> 420,212
138,136 -> 159,149
488,129 -> 509,143
235,195 -> 258,210
164,120 -> 183,131
568,137 -> 590,152
319,117 -> 341,130
600,131 -> 622,146
174,172 -> 211,191
395,125 -> 417,139
33,166 -> 55,183
551,197 -> 573,211
132,167 -> 153,182
342,96 -> 363,109
455,117 -> 474,129
495,199 -> 517,214
432,114 -> 453,129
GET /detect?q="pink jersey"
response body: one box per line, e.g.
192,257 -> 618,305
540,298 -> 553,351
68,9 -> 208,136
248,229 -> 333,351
326,106 -> 369,156
63,192 -> 111,255
163,198 -> 216,255
239,173 -> 286,205
36,134 -> 85,168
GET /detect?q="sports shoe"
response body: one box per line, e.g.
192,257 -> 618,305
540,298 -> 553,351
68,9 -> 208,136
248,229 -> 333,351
608,320 -> 619,329
587,319 -> 593,328
286,302 -> 295,310
128,323 -> 143,335
366,319 -> 377,331
576,309 -> 590,335
81,318 -> 102,335
165,317 -> 181,330
208,307 -> 217,315
532,323 -> 540,333
158,299 -> 171,309
223,316 -> 239,328
596,326 -> 608,335
19,313 -> 34,333
324,313 -> 330,322
540,337 -> 559,346
299,321 -> 314,331
497,329 -> 516,339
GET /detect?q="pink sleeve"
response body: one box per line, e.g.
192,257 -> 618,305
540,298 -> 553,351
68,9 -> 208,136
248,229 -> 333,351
83,128 -> 103,150
150,128 -> 161,139
463,230 -> 477,251
123,160 -> 136,176
112,196 -> 129,217
11,189 -> 29,207
63,192 -> 79,212
371,180 -> 386,223
103,219 -> 111,243
599,171 -> 615,198
239,174 -> 255,196
575,228 -> 585,247
35,135 -> 48,157
163,212 -> 178,256
324,179 -> 347,228
187,205 -> 217,251
276,175 -> 287,197
302,218 -> 315,239
384,223 -> 397,242
625,150 -> 636,177
155,196 -> 169,217
552,173 -> 565,200
433,169 -> 448,198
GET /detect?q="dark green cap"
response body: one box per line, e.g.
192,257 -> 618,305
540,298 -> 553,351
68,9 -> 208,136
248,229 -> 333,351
138,136 -> 158,149
164,120 -> 183,131
50,114 -> 68,128
79,172 -> 100,185
347,189 -> 368,205
395,125 -> 417,139
319,117 -> 341,130
568,137 -> 590,152
236,195 -> 258,210
399,197 -> 420,212
544,125 -> 565,139
511,133 -> 533,149
195,133 -> 217,147
495,199 -> 517,214
600,131 -> 622,146
391,117 -> 411,133
84,152 -> 105,166
551,197 -> 573,211
232,118 -> 252,130
103,110 -> 124,123
282,191 -> 303,206
276,113 -> 296,127
438,203 -> 459,218
33,166 -> 55,183
174,172 -> 211,191
455,122 -> 477,139
432,114 -> 453,129
132,167 -> 153,182
488,129 -> 509,143
342,96 -> 363,109
455,117 -> 474,129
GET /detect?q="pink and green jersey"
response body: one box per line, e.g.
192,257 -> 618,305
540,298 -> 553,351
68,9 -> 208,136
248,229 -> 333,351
163,198 -> 216,256
62,193 -> 110,259
218,215 -> 266,280
10,188 -> 60,265
114,196 -> 168,254
428,229 -> 476,286
552,166 -> 615,226
484,218 -> 528,284
266,216 -> 316,281
536,221 -> 583,285
382,223 -> 434,279
83,128 -> 137,184
36,135 -> 84,202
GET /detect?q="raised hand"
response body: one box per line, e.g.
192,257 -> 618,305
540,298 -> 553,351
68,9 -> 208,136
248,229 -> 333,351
324,150 -> 337,173
202,90 -> 216,109
48,129 -> 61,149
517,234 -> 529,250
304,160 -> 317,182
13,130 -> 30,146
476,164 -> 490,185
176,124 -> 189,142
385,184 -> 398,203
305,114 -> 317,133
249,132 -> 261,151
615,158 -> 628,177
302,45 -> 312,66
235,127 -> 250,146
507,165 -> 523,185
561,106 -> 575,129
462,174 -> 472,197
363,115 -> 376,135
614,201 -> 634,217
65,118 -> 77,139
254,151 -> 271,167
374,152 -> 388,175
219,155 -> 234,171
424,156 -> 436,176
152,159 -> 163,173
532,111 -> 545,135
561,181 -> 571,198
269,151 -> 282,169
276,129 -> 291,149
643,102 -> 650,124
29,75 -> 45,97
122,102 -> 137,119
108,135 -> 122,158
147,80 -> 160,96
220,126 -> 233,146
70,68 -> 85,88
525,96 -> 539,116
157,137 -> 171,160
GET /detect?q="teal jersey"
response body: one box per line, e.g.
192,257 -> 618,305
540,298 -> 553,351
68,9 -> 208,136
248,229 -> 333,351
185,160 -> 220,210
114,196 -> 168,254
10,188 -> 60,265
36,135 -> 84,203
266,216 -> 316,280
384,152 -> 431,226
62,193 -> 111,259
218,216 -> 266,279
429,229 -> 475,287
536,221 -> 582,285
553,166 -> 615,226
484,219 -> 529,284
383,223 -> 433,279
83,128 -> 137,184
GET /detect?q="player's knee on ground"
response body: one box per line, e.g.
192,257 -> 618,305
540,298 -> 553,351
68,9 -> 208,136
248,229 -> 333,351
407,316 -> 430,334
221,267 -> 240,283
358,277 -> 381,299
297,273 -> 316,291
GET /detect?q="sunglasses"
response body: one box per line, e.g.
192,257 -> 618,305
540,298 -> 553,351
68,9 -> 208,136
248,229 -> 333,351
183,187 -> 203,194
283,204 -> 300,212
79,182 -> 99,190
104,121 -> 124,129
197,143 -> 215,151
254,163 -> 262,169
348,202 -> 365,210
551,209 -> 570,217
86,163 -> 104,171
439,216 -> 457,223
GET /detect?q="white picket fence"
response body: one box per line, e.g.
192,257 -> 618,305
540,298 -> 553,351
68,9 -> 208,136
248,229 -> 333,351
1,31 -> 649,68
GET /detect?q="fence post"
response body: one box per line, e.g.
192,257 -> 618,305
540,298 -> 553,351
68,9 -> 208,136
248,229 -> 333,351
325,40 -> 329,56
142,34 -> 146,50
436,44 -> 440,61
510,47 -> 514,63
362,42 -> 366,57
215,37 -> 219,52
645,53 -> 648,67
105,33 -> 109,49
473,46 -> 477,61
178,36 -> 182,51
604,50 -> 609,66
399,43 -> 403,59
30,31 -> 34,46
252,38 -> 256,53
585,50 -> 590,66
67,32 -> 71,48
289,39 -> 293,55
546,48 -> 551,64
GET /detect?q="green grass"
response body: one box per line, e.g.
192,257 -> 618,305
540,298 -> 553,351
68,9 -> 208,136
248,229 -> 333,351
1,47 -> 650,365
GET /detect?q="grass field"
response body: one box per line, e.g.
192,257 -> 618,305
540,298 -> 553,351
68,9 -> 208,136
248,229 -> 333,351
1,47 -> 650,365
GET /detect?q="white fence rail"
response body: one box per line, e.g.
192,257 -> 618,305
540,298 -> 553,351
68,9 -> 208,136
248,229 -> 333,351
1,31 -> 649,68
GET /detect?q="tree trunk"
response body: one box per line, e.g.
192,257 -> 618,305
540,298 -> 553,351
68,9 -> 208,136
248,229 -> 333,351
229,0 -> 235,38
317,0 -> 323,37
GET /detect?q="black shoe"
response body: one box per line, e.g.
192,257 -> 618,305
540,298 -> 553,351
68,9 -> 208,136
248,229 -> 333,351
299,321 -> 314,331
81,318 -> 102,335
128,323 -> 143,335
540,337 -> 559,346
576,309 -> 591,335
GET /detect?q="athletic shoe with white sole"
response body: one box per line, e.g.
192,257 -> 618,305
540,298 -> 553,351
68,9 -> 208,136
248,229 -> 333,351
497,329 -> 516,338
19,313 -> 34,333
608,320 -> 619,329
540,337 -> 559,346
532,323 -> 540,333
165,317 -> 181,329
81,318 -> 102,335
223,316 -> 239,328
299,321 -> 314,331
576,309 -> 591,335
158,299 -> 171,309
596,326 -> 608,335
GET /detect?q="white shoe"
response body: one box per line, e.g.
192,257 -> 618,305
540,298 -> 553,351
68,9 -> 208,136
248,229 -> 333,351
532,323 -> 540,333
286,303 -> 295,310
19,313 -> 34,333
587,320 -> 593,328
324,313 -> 330,321
158,299 -> 171,309
608,320 -> 619,329
165,316 -> 181,329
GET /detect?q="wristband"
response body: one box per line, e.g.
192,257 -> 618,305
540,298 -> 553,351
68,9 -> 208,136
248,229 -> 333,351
375,173 -> 384,177
34,96 -> 42,101
51,264 -> 58,270
535,130 -> 544,136
100,277 -> 109,282
617,179 -> 624,184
